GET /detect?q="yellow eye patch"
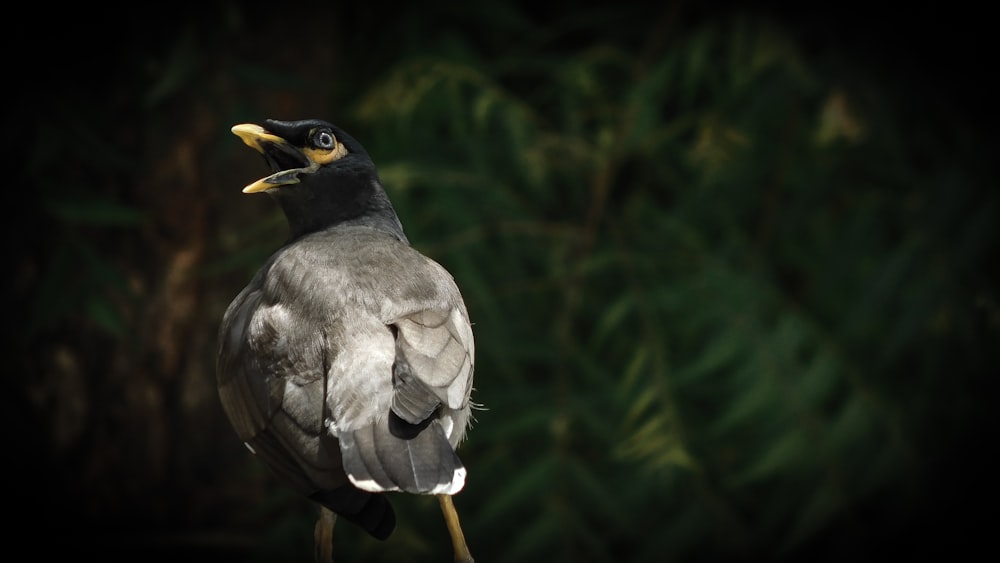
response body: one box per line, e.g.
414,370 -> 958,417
304,139 -> 349,165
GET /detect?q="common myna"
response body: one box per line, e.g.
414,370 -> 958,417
217,119 -> 476,562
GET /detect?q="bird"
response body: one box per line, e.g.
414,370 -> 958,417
216,118 -> 476,562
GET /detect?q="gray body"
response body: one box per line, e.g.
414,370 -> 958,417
217,224 -> 474,537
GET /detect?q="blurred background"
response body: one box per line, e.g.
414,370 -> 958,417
7,1 -> 996,561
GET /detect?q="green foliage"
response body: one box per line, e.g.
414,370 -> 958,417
16,4 -> 994,562
330,10 -> 995,563
27,128 -> 146,338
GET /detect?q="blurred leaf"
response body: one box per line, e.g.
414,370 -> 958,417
45,197 -> 146,226
84,297 -> 127,338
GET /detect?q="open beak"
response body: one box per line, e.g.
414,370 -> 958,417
232,123 -> 319,193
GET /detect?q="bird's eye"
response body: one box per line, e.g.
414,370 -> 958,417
313,130 -> 336,150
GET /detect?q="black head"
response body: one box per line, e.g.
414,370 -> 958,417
232,119 -> 406,242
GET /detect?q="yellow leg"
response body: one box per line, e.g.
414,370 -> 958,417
438,494 -> 474,563
314,506 -> 337,563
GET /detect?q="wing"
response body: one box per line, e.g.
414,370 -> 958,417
295,227 -> 476,495
340,300 -> 475,496
216,250 -> 396,539
391,292 -> 475,439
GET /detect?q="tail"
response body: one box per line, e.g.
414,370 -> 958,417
339,419 -> 466,495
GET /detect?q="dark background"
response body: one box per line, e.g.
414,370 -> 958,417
7,2 -> 996,562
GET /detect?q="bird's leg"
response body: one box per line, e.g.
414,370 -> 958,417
438,494 -> 474,563
314,506 -> 337,563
